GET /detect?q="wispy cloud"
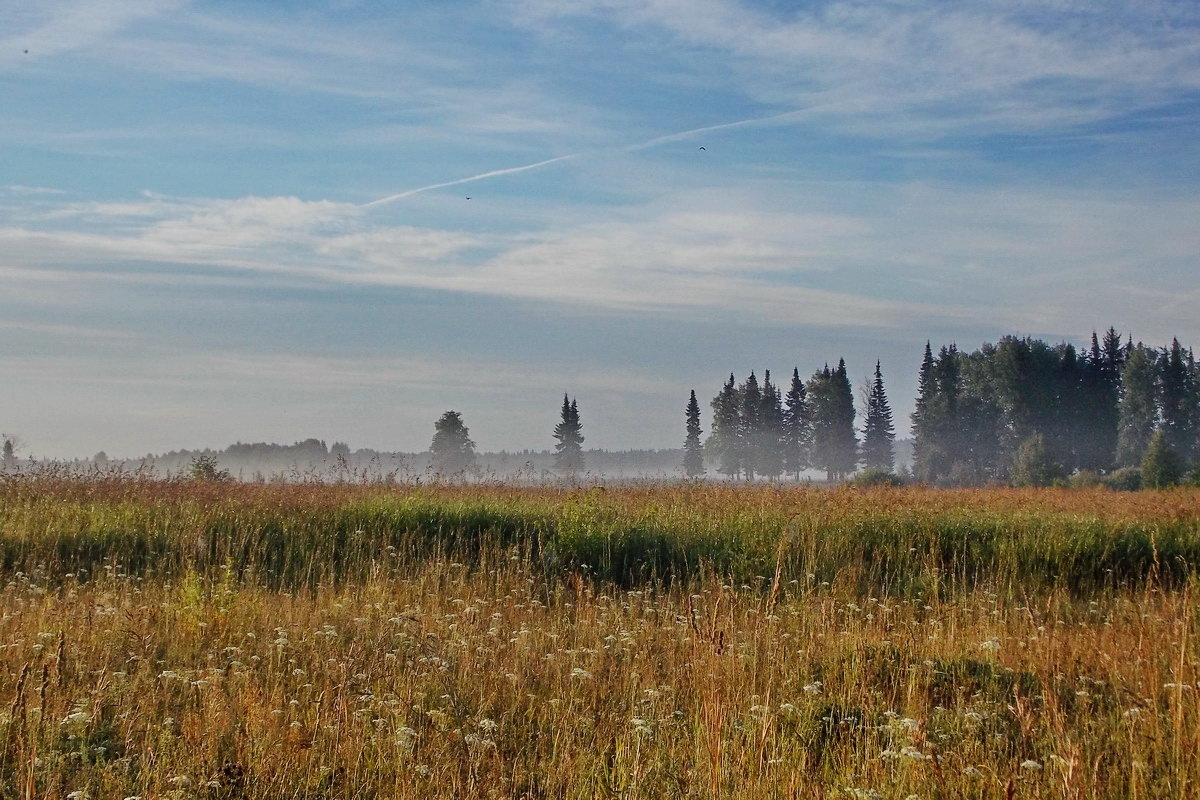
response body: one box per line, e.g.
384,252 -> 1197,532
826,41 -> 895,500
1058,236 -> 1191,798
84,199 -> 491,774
511,0 -> 1200,136
7,180 -> 1197,341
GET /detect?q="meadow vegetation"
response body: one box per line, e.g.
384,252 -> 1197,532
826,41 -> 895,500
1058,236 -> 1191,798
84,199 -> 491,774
0,475 -> 1197,798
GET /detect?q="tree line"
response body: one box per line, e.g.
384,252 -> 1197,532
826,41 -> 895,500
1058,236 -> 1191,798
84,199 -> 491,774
910,330 -> 1197,487
690,328 -> 1198,487
691,360 -> 894,482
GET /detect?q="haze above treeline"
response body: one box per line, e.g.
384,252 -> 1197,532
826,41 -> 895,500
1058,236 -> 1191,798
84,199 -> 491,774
3,329 -> 1197,487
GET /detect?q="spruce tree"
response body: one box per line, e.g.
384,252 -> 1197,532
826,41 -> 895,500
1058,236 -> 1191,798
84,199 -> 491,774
553,394 -> 585,474
782,367 -> 810,478
739,371 -> 762,480
430,411 -> 477,476
806,365 -> 834,480
1077,330 -> 1120,471
1158,339 -> 1198,465
758,370 -> 785,480
683,390 -> 705,478
709,375 -> 741,478
1116,345 -> 1157,466
829,359 -> 858,479
861,360 -> 895,471
808,362 -> 857,482
911,342 -> 938,482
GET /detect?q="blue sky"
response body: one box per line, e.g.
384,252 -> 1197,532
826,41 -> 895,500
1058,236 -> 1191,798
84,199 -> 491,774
3,0 -> 1199,458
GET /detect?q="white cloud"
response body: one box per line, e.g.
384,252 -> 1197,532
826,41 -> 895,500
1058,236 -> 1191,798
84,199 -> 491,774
510,0 -> 1200,136
1,0 -> 186,61
2,180 -> 1197,342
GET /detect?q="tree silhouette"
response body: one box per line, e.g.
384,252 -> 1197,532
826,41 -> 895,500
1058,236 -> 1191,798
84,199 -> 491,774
709,374 -> 741,478
782,368 -> 809,478
553,395 -> 585,474
683,390 -> 704,478
430,410 -> 477,475
861,360 -> 895,471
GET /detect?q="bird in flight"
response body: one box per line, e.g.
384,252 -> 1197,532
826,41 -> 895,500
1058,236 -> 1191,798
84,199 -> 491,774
698,146 -> 706,151
465,196 -> 471,200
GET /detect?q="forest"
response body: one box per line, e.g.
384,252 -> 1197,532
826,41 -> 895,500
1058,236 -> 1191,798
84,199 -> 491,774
699,329 -> 1199,489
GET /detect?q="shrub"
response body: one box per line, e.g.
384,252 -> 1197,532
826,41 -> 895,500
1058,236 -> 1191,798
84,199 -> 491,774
849,468 -> 904,487
189,454 -> 231,482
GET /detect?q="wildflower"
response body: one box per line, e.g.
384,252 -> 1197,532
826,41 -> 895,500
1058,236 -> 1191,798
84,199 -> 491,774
979,638 -> 1001,653
66,791 -> 89,800
1020,759 -> 1042,770
803,682 -> 823,695
570,667 -> 592,680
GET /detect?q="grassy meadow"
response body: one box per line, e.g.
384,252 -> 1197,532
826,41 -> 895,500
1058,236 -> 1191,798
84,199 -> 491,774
1,476 -> 1198,798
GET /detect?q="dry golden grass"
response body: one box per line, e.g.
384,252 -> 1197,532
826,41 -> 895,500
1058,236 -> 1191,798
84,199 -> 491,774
1,478 -> 1198,798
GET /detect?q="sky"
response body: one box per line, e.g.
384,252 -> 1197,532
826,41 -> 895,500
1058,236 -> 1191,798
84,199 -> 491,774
3,0 -> 1199,459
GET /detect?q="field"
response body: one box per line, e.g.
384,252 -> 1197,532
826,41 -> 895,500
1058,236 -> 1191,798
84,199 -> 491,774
1,477 -> 1198,798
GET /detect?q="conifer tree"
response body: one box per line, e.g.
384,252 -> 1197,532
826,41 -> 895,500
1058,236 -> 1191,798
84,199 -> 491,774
1077,330 -> 1120,471
739,371 -> 762,480
709,374 -> 741,478
861,360 -> 895,471
1116,345 -> 1157,466
911,342 -> 938,482
829,359 -> 859,479
806,365 -> 834,480
429,411 -> 477,476
683,390 -> 705,478
1158,338 -> 1198,465
758,370 -> 785,480
808,361 -> 857,482
782,368 -> 810,478
553,394 -> 585,474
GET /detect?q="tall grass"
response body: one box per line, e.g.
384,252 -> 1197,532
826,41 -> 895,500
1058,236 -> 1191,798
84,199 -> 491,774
2,477 -> 1199,797
0,552 -> 1196,798
1,477 -> 1198,595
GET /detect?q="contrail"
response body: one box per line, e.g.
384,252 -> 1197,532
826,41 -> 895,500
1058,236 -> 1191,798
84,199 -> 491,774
362,154 -> 579,208
624,103 -> 838,151
361,102 -> 839,208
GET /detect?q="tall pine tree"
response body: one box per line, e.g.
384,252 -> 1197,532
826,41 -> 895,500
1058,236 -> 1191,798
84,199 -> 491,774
861,360 -> 895,471
829,359 -> 858,479
709,374 -> 742,478
808,361 -> 858,482
553,394 -> 585,474
911,342 -> 939,482
782,367 -> 810,478
739,372 -> 762,480
1158,338 -> 1198,465
683,390 -> 704,478
757,370 -> 785,480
